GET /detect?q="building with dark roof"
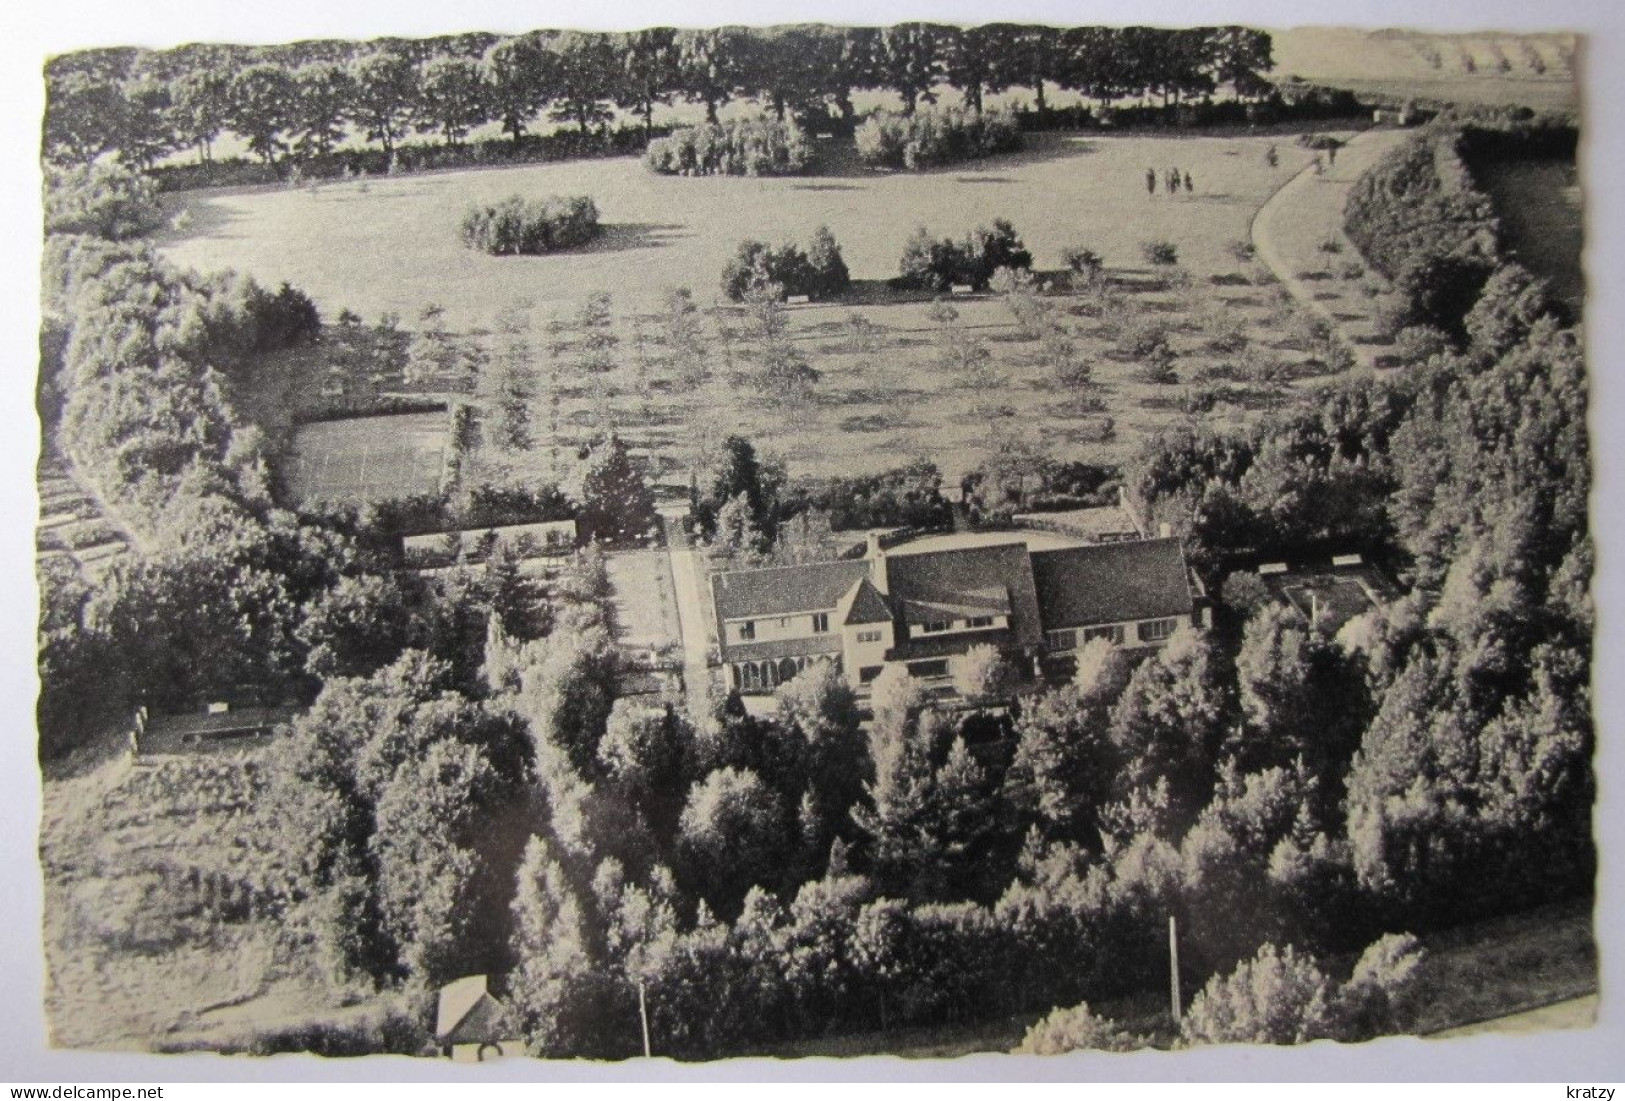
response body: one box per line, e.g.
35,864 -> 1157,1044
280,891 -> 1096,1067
710,530 -> 1206,697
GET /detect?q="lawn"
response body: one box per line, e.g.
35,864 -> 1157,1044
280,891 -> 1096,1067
1477,158 -> 1584,315
165,131 -> 1361,491
286,410 -> 450,505
159,131 -> 1311,332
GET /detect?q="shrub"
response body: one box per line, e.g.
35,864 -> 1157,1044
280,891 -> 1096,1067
1016,1002 -> 1143,1054
1393,325 -> 1453,365
44,163 -> 166,240
1113,314 -> 1171,360
459,194 -> 600,255
645,118 -> 812,177
1141,239 -> 1179,266
1061,246 -> 1105,280
855,106 -> 1022,170
899,219 -> 1031,292
722,226 -> 850,302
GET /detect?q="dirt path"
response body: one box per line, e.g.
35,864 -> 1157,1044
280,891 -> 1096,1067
661,509 -> 717,712
1250,127 -> 1412,372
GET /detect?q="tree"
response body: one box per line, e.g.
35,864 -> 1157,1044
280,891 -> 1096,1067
676,28 -> 750,123
1464,262 -> 1560,359
297,572 -> 412,680
548,32 -> 618,135
509,835 -> 610,1055
418,55 -> 489,147
482,33 -> 555,144
229,63 -> 297,166
512,622 -> 621,775
616,28 -> 679,139
942,25 -> 1009,114
677,766 -> 787,916
1180,942 -> 1335,1045
1394,254 -> 1496,344
871,23 -> 948,114
598,700 -> 690,832
171,62 -> 233,163
1234,601 -> 1369,785
1108,629 -> 1232,834
563,431 -> 657,547
1002,686 -> 1118,843
775,661 -> 866,837
112,77 -> 174,169
953,644 -> 1016,705
350,50 -> 421,158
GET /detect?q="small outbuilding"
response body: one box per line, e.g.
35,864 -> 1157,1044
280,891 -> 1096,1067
435,974 -> 524,1063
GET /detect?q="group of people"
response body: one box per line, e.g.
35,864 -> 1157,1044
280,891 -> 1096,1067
1146,165 -> 1195,195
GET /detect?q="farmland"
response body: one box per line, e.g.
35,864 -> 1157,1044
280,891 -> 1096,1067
1268,27 -> 1579,112
164,130 -> 1363,490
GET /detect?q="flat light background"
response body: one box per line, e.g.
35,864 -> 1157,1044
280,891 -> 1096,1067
2,0 -> 1620,1083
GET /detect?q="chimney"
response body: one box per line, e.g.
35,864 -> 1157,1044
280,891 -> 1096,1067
1158,522 -> 1172,539
867,532 -> 888,594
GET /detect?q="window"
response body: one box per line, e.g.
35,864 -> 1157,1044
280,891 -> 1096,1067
738,620 -> 756,641
920,620 -> 951,634
1084,624 -> 1126,645
1137,618 -> 1177,643
812,612 -> 830,634
778,617 -> 791,628
1046,629 -> 1077,652
856,629 -> 883,644
965,616 -> 994,629
908,659 -> 950,678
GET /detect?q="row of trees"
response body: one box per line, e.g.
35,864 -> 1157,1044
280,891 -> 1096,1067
44,24 -> 1275,171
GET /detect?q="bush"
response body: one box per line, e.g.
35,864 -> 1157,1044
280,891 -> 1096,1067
459,194 -> 600,255
1113,314 -> 1172,360
1141,239 -> 1179,266
898,219 -> 1031,292
1394,325 -> 1453,365
722,226 -> 850,302
855,106 -> 1022,170
1061,246 -> 1105,282
1017,1002 -> 1143,1054
645,118 -> 812,177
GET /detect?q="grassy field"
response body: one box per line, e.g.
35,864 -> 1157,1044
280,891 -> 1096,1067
156,131 -> 1329,332
1477,158 -> 1584,315
166,131 -> 1364,490
287,410 -> 450,505
40,751 -> 355,1050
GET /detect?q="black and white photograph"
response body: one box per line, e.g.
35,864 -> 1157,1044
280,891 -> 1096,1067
19,0 -> 1606,1073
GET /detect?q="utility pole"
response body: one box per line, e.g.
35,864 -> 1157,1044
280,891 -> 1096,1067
1169,914 -> 1182,1028
638,979 -> 652,1058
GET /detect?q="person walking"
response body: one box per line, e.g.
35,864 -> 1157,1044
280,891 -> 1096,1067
1147,167 -> 1157,196
1328,144 -> 1338,166
1266,144 -> 1279,168
1184,170 -> 1194,192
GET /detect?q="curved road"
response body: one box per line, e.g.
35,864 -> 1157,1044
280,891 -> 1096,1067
1250,127 -> 1411,372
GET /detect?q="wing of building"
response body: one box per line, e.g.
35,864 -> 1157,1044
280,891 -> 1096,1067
711,532 -> 1208,697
